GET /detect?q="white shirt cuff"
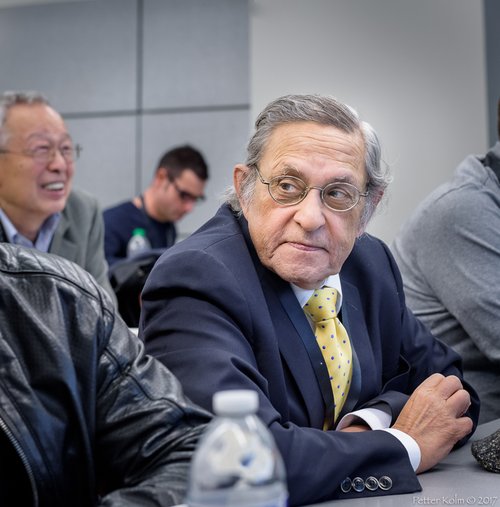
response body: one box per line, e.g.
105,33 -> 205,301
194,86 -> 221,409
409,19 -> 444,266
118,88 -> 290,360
337,407 -> 421,471
337,407 -> 391,430
382,428 -> 421,471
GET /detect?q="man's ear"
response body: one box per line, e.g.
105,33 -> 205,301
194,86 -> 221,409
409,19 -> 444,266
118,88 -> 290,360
357,189 -> 384,237
233,164 -> 250,210
156,166 -> 169,181
153,167 -> 170,188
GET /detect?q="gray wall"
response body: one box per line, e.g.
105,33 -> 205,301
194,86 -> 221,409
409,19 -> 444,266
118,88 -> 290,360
485,0 -> 500,145
0,0 -> 496,245
250,0 -> 488,244
0,0 -> 250,239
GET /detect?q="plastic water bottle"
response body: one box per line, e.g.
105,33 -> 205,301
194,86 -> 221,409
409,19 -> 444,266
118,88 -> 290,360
126,228 -> 151,258
186,390 -> 288,507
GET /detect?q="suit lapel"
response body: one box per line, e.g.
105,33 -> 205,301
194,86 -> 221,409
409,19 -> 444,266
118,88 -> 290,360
262,271 -> 332,429
48,213 -> 78,262
339,278 -> 378,414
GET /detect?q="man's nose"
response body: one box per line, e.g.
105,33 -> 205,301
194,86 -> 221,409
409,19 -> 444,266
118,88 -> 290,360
293,189 -> 326,230
183,200 -> 196,214
47,148 -> 69,169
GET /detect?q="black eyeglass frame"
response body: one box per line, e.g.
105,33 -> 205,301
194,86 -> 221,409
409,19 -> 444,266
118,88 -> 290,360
254,165 -> 368,212
170,178 -> 205,204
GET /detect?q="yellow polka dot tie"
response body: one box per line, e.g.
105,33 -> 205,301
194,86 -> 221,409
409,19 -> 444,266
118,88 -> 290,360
305,287 -> 352,424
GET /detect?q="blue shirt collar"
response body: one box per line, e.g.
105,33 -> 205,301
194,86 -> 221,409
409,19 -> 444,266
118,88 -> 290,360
0,208 -> 61,252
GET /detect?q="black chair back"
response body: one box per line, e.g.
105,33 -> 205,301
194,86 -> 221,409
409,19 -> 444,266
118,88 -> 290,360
108,249 -> 165,327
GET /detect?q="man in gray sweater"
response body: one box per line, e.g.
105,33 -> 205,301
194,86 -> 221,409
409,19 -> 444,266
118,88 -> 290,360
392,100 -> 500,423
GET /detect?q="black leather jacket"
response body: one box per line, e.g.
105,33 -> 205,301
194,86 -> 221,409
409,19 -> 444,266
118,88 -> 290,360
0,243 -> 210,506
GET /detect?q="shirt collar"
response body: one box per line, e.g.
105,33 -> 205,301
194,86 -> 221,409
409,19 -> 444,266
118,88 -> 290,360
0,208 -> 61,252
291,273 -> 343,312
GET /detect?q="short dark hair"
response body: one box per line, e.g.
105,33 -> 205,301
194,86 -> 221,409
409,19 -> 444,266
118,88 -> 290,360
156,145 -> 209,181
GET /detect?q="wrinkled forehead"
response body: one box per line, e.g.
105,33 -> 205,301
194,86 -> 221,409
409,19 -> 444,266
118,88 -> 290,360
261,121 -> 365,173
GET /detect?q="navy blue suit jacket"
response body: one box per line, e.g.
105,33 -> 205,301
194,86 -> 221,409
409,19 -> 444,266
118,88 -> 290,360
141,205 -> 479,506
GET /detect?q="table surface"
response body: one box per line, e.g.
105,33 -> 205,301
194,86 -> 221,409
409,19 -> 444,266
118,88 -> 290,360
305,419 -> 500,507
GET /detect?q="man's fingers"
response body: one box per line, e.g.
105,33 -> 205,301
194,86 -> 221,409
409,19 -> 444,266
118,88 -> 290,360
447,388 -> 471,417
434,375 -> 464,399
418,374 -> 463,400
456,415 -> 474,438
417,372 -> 444,390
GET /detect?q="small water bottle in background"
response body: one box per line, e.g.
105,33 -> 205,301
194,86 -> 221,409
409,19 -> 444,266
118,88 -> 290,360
126,227 -> 151,258
186,389 -> 288,507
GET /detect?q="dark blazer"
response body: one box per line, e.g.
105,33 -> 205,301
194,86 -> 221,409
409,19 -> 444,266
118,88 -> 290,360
141,205 -> 479,506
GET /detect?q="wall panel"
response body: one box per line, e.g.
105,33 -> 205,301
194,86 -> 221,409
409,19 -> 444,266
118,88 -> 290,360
143,0 -> 249,109
65,116 -> 137,206
0,0 -> 137,113
0,0 -> 250,237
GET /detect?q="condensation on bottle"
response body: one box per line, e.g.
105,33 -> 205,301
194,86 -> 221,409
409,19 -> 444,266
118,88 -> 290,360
126,228 -> 151,258
186,389 -> 288,507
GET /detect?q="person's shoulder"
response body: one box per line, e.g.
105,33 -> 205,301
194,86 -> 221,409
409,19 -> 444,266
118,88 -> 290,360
62,189 -> 103,224
352,233 -> 387,253
67,188 -> 99,207
356,233 -> 393,260
342,234 -> 405,297
343,234 -> 393,273
154,206 -> 248,276
103,200 -> 137,218
171,205 -> 242,252
429,155 -> 493,209
415,164 -> 492,228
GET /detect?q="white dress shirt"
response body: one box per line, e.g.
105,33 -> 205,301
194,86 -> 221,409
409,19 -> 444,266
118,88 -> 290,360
291,275 -> 421,472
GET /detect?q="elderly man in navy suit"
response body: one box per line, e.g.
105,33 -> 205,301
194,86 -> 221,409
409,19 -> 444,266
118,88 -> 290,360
140,94 -> 479,506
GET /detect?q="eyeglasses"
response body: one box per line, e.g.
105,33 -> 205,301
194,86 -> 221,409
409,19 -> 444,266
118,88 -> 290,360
255,166 -> 368,212
171,179 -> 205,204
0,143 -> 82,164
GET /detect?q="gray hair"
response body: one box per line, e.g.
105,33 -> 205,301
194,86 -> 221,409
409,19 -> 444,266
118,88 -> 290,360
0,91 -> 50,147
226,94 -> 391,228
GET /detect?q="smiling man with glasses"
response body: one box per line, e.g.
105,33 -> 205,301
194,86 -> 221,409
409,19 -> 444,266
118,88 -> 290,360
103,144 -> 208,268
0,90 -> 115,301
140,94 -> 479,506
